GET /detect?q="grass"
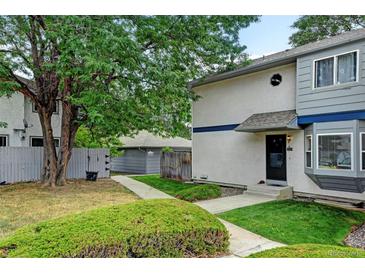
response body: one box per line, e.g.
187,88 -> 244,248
176,184 -> 221,202
0,199 -> 229,258
0,179 -> 138,239
248,244 -> 365,258
219,200 -> 365,246
130,175 -> 222,201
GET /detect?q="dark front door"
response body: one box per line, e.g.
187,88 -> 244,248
266,135 -> 287,181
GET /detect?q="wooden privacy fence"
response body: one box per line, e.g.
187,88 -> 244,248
160,151 -> 192,181
0,147 -> 110,183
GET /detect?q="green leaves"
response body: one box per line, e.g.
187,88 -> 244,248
0,16 -> 259,140
289,16 -> 365,47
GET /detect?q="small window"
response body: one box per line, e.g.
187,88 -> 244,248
305,135 -> 312,168
317,134 -> 352,170
32,102 -> 59,114
315,57 -> 334,88
337,51 -> 357,84
361,133 -> 365,171
31,137 -> 60,147
0,135 -> 8,147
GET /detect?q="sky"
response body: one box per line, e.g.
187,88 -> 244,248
239,15 -> 300,59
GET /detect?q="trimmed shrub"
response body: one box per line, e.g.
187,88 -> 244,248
176,185 -> 221,202
248,244 -> 365,258
0,199 -> 229,258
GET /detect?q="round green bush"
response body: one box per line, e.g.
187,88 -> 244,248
0,199 -> 229,258
176,185 -> 221,202
248,244 -> 365,258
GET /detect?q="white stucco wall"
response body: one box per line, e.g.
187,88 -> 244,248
0,93 -> 25,146
23,97 -> 62,145
0,93 -> 61,147
192,63 -> 365,200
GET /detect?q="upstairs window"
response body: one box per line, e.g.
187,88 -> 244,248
32,101 -> 59,114
337,52 -> 357,84
314,50 -> 358,89
0,135 -> 8,147
315,57 -> 334,88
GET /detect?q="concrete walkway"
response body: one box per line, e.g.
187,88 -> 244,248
195,193 -> 275,214
111,175 -> 284,257
112,175 -> 174,200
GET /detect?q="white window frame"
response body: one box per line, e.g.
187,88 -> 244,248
32,101 -> 59,114
316,132 -> 354,171
0,134 -> 9,147
305,135 -> 313,168
361,132 -> 365,171
312,50 -> 359,90
30,136 -> 60,147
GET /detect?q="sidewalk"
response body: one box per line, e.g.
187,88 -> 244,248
111,175 -> 285,257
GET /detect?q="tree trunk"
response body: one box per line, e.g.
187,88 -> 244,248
38,108 -> 58,187
56,100 -> 79,186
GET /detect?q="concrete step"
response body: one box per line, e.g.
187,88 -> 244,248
246,184 -> 293,200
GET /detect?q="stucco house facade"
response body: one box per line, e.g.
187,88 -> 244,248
0,91 -> 61,147
191,29 -> 365,202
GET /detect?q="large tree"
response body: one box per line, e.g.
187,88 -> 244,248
289,15 -> 365,47
0,16 -> 258,187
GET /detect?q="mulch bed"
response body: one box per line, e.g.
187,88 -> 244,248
220,186 -> 244,197
344,223 -> 365,250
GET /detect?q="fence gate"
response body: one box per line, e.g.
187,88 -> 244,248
160,151 -> 192,181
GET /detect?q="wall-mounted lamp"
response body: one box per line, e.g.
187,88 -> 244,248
287,135 -> 293,144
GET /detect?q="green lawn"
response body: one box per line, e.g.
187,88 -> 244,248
219,200 -> 365,246
249,244 -> 365,258
130,175 -> 221,202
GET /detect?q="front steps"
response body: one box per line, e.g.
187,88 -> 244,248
246,184 -> 293,200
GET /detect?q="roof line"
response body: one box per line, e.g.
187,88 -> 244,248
190,29 -> 365,88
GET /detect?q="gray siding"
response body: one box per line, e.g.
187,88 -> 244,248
145,148 -> 161,174
111,149 -> 147,174
111,147 -> 191,174
296,40 -> 365,116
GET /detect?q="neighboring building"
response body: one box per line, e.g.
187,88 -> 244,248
111,130 -> 191,174
0,84 -> 61,147
190,29 -> 365,202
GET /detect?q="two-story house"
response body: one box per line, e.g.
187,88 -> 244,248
190,28 -> 365,202
0,84 -> 61,147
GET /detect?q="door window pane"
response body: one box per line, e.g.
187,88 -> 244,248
318,134 -> 352,170
337,52 -> 357,84
315,57 -> 334,88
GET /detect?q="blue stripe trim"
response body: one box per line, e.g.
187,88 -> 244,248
193,124 -> 239,133
298,109 -> 365,125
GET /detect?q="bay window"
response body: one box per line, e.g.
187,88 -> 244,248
305,135 -> 312,168
317,133 -> 352,170
361,133 -> 365,171
314,50 -> 358,89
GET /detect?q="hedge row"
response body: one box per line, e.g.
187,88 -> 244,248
0,199 -> 229,258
